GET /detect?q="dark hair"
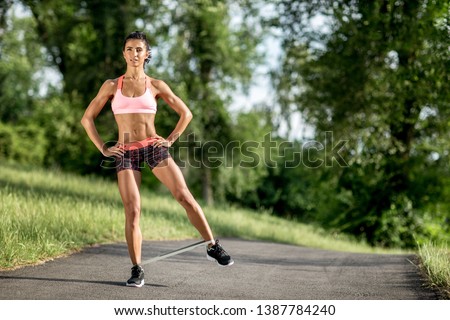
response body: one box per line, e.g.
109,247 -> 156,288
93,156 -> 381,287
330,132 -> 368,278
123,31 -> 152,64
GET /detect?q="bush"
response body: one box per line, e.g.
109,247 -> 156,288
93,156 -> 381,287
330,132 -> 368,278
0,123 -> 48,165
33,94 -> 108,174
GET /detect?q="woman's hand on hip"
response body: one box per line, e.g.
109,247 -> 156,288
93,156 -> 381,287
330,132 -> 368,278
102,145 -> 125,157
153,136 -> 172,148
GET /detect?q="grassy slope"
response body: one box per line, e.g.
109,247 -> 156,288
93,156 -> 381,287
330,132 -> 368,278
417,242 -> 450,298
1,162 -> 402,270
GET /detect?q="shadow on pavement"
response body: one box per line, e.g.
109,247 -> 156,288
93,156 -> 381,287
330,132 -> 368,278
0,275 -> 168,288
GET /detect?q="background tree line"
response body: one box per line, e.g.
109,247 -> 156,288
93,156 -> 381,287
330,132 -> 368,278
0,0 -> 448,248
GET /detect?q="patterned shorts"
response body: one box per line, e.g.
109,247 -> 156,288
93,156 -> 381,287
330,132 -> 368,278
114,144 -> 170,172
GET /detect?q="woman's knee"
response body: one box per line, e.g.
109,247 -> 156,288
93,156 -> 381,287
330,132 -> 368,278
174,187 -> 196,206
124,204 -> 141,223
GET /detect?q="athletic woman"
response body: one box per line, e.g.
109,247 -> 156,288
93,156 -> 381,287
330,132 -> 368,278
81,31 -> 233,288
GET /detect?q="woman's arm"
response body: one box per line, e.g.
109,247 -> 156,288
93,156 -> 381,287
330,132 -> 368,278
152,79 -> 193,147
80,79 -> 120,156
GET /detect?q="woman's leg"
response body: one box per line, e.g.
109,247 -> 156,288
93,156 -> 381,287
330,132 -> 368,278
152,158 -> 215,243
117,169 -> 143,265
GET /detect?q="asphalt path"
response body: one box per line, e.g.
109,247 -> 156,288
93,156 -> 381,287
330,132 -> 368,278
0,238 -> 440,300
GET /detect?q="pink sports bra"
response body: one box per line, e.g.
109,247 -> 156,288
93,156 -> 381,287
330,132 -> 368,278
111,75 -> 157,115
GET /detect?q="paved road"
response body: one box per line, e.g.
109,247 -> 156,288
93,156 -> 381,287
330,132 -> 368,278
0,238 -> 440,300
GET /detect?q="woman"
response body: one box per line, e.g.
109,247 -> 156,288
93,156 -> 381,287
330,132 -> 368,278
81,31 -> 233,288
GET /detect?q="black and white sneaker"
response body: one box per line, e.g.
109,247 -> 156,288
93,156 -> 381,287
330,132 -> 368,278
206,240 -> 234,267
126,265 -> 145,287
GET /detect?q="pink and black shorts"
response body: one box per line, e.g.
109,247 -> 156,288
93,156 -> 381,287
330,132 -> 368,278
114,137 -> 170,172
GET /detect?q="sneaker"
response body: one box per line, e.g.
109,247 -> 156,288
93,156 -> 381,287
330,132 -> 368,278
126,265 -> 145,287
206,239 -> 234,267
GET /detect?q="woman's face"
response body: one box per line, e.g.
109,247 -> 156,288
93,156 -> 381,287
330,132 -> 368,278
123,39 -> 149,67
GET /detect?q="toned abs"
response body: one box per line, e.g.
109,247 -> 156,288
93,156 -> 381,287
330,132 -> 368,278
115,113 -> 157,143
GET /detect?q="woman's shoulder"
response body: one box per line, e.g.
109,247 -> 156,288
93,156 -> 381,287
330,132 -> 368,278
147,76 -> 166,87
147,76 -> 171,94
105,77 -> 120,87
90,78 -> 119,101
99,77 -> 119,94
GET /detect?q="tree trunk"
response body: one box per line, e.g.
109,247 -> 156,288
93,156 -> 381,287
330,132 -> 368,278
201,165 -> 214,206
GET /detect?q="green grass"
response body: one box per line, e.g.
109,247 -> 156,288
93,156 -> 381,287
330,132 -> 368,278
1,161 -> 399,270
417,241 -> 450,298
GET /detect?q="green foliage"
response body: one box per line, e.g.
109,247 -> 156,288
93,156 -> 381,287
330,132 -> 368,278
0,12 -> 45,122
157,0 -> 263,203
274,0 -> 450,247
32,94 -> 107,173
21,0 -> 148,106
0,123 -> 47,165
217,111 -> 272,203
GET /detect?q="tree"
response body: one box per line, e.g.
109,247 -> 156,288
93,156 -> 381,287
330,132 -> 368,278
275,0 -> 449,247
0,1 -> 14,39
0,6 -> 44,122
19,0 -> 161,173
156,0 -> 262,204
21,0 -> 150,106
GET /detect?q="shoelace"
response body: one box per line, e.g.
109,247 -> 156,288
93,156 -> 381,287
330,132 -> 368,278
211,242 -> 227,257
131,266 -> 143,278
